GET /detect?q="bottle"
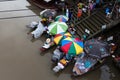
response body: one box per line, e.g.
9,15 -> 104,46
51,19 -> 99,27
66,8 -> 69,18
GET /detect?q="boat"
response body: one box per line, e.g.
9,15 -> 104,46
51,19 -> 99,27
27,0 -> 57,9
72,39 -> 111,76
72,54 -> 106,76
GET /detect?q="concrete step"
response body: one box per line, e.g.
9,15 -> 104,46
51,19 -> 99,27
0,0 -> 30,11
0,9 -> 39,20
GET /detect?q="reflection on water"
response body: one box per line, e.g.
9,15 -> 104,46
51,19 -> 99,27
99,65 -> 112,80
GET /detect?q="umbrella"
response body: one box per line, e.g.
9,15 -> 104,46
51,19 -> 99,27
54,32 -> 72,45
61,37 -> 84,56
48,21 -> 68,35
84,39 -> 110,59
55,15 -> 68,22
40,9 -> 56,18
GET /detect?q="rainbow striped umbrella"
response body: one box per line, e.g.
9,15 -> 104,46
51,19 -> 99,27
55,15 -> 68,22
61,37 -> 84,56
54,32 -> 72,45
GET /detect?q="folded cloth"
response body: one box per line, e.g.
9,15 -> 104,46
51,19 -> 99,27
42,43 -> 50,49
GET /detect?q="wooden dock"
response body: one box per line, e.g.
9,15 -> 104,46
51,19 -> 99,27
69,1 -> 120,39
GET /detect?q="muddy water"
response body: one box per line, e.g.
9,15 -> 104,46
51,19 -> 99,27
0,0 -> 119,80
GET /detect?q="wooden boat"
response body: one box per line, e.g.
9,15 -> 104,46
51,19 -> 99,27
27,0 -> 75,10
27,0 -> 57,9
72,54 -> 106,76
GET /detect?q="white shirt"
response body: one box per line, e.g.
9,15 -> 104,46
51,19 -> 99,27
31,21 -> 44,38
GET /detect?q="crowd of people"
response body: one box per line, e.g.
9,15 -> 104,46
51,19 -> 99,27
76,0 -> 120,19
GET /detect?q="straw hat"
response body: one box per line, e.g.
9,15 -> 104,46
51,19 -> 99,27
42,18 -> 47,21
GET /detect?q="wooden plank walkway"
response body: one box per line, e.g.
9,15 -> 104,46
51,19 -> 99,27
69,2 -> 120,39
